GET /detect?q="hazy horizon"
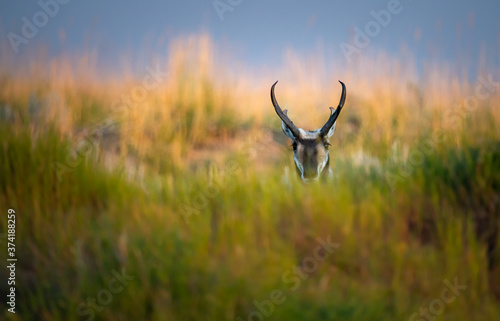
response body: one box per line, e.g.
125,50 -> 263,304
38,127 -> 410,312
1,0 -> 499,79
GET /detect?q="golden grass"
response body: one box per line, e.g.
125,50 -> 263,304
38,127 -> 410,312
0,32 -> 499,321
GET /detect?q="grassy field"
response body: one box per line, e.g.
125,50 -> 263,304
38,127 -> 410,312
0,34 -> 499,320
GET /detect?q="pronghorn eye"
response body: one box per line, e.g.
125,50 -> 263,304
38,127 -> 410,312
271,80 -> 346,183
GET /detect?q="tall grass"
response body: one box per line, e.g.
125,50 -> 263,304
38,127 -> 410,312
0,33 -> 499,320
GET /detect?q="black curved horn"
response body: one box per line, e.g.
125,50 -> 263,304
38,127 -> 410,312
271,81 -> 301,138
319,80 -> 346,137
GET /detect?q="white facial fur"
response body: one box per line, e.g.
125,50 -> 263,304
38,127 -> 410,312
282,124 -> 336,182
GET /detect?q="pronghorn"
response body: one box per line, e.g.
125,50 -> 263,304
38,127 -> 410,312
271,80 -> 346,183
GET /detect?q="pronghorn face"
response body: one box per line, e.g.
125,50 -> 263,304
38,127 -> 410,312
271,81 -> 346,183
290,130 -> 332,182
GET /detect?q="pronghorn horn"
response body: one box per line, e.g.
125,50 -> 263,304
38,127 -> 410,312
271,81 -> 301,138
320,80 -> 346,137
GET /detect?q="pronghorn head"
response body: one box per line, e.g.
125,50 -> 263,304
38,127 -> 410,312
271,80 -> 346,183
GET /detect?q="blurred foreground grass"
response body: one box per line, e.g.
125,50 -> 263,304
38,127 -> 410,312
0,34 -> 499,320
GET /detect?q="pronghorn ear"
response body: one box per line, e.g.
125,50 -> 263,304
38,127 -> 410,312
325,121 -> 337,139
281,109 -> 297,140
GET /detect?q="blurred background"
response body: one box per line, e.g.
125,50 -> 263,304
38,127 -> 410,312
0,1 -> 499,320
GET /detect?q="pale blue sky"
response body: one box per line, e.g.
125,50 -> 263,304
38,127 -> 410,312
1,0 -> 499,76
